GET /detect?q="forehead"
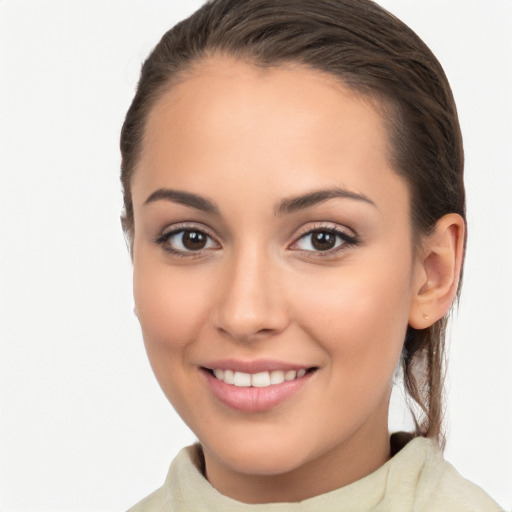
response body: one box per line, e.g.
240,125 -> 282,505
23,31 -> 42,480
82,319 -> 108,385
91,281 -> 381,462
133,56 -> 407,217
141,56 -> 389,156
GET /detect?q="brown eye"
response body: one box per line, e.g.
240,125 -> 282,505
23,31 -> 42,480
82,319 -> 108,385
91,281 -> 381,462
157,228 -> 219,254
182,230 -> 207,250
311,231 -> 336,251
292,228 -> 358,254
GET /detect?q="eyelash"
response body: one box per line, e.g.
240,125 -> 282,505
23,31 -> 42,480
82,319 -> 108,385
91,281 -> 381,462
154,223 -> 359,258
154,224 -> 219,258
291,224 -> 359,257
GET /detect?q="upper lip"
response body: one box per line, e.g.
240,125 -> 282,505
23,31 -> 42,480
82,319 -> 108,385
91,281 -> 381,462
201,359 -> 315,374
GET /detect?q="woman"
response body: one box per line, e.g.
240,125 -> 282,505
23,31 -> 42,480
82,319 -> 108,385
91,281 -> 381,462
121,0 -> 502,509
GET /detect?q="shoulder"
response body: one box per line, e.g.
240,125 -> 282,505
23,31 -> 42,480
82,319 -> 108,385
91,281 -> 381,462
126,486 -> 168,512
403,437 -> 504,512
125,444 -> 204,512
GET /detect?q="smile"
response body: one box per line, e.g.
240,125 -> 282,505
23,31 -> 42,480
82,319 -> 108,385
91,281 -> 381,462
202,365 -> 317,413
212,368 -> 308,387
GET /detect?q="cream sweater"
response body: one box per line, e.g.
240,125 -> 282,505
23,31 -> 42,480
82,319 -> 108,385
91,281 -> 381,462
127,437 -> 503,511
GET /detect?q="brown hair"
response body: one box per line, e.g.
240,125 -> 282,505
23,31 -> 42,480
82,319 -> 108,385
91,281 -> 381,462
120,0 -> 465,447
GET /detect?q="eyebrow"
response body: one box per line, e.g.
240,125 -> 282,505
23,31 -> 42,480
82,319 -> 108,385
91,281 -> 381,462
143,188 -> 220,214
276,188 -> 376,215
143,186 -> 375,216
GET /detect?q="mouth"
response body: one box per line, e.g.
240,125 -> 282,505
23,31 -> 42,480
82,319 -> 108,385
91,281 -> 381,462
201,364 -> 318,413
204,367 -> 316,388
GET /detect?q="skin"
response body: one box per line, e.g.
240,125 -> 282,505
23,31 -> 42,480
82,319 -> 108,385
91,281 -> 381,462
130,56 -> 464,503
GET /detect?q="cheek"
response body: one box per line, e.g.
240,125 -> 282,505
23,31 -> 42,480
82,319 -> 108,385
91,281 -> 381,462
293,260 -> 412,382
133,259 -> 211,372
297,271 -> 411,436
132,260 -> 219,425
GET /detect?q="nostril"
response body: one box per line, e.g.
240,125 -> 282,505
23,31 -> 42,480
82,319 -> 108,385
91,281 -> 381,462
257,328 -> 277,335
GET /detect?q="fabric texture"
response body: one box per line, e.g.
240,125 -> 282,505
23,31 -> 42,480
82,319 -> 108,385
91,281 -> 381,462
127,436 -> 503,511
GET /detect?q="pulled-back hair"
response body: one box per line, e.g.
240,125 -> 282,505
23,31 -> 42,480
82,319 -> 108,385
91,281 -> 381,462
120,0 -> 465,447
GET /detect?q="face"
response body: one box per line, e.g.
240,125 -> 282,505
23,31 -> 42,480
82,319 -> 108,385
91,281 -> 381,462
131,57 -> 423,502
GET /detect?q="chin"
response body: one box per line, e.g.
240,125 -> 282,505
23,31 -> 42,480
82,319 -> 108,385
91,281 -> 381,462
201,426 -> 325,477
221,446 -> 310,476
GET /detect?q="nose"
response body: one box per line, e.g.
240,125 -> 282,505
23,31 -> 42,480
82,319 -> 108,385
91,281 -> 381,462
212,246 -> 289,343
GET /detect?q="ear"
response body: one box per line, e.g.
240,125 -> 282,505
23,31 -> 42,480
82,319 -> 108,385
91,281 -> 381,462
409,213 -> 465,329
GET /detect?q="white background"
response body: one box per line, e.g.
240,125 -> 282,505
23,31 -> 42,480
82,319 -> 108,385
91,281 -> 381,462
0,1 -> 510,510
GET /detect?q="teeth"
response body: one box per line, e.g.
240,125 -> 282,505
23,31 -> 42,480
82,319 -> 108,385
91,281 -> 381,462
212,368 -> 309,387
252,371 -> 271,387
270,370 -> 285,385
285,370 -> 297,381
233,371 -> 251,387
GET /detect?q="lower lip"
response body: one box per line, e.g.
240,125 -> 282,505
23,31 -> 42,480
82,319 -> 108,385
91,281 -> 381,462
203,370 -> 314,413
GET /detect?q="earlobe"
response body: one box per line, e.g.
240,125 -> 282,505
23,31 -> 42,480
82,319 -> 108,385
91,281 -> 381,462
409,214 -> 465,329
